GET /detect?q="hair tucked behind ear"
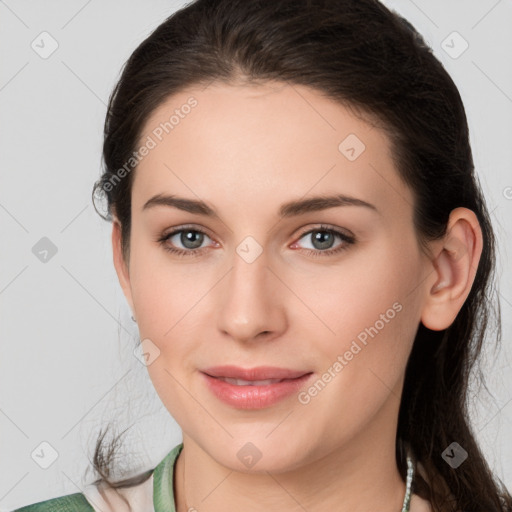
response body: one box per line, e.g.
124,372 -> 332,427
91,1 -> 511,510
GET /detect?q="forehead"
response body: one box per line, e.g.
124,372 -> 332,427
132,81 -> 414,222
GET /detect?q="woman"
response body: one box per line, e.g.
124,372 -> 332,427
12,0 -> 511,511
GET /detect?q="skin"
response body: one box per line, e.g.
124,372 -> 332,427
112,81 -> 482,512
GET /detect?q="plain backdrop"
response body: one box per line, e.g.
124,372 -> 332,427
1,0 -> 511,509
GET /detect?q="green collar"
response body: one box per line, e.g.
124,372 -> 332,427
153,442 -> 183,512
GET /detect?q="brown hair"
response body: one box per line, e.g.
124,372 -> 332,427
91,1 -> 511,510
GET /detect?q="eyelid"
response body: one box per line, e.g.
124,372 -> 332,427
161,223 -> 216,241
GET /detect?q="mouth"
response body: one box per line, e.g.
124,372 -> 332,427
201,365 -> 311,381
211,377 -> 296,386
200,366 -> 314,409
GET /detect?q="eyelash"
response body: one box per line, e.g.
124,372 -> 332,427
156,224 -> 355,258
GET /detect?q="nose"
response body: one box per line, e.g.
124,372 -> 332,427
216,245 -> 287,344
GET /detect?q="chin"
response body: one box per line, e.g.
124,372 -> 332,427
206,436 -> 308,474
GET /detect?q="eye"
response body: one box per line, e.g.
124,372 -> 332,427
157,225 -> 216,257
292,225 -> 355,257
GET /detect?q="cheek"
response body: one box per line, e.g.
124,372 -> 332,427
129,252 -> 204,342
296,292 -> 416,444
132,261 -> 200,424
308,244 -> 414,338
308,242 -> 421,390
128,250 -> 209,394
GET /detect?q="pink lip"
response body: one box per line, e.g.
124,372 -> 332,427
200,366 -> 314,409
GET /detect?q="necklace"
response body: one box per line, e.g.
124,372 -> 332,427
402,453 -> 415,512
180,451 -> 415,512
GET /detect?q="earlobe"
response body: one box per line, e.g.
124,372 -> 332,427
111,218 -> 135,315
420,207 -> 483,331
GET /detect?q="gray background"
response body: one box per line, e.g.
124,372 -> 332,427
1,0 -> 511,509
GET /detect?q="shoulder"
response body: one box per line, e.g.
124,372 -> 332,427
11,492 -> 95,512
11,443 -> 184,512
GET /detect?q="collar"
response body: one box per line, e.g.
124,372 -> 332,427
153,442 -> 183,512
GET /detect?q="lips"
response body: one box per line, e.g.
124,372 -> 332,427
201,365 -> 309,381
201,367 -> 314,409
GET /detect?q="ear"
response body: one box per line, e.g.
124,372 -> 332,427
112,216 -> 136,316
420,207 -> 483,331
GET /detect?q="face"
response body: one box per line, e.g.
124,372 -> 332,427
114,81 -> 432,472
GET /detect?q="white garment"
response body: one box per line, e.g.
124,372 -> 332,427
82,475 -> 155,512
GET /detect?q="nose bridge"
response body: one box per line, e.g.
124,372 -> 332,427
216,239 -> 285,341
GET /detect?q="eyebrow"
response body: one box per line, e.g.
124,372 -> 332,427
142,193 -> 379,218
